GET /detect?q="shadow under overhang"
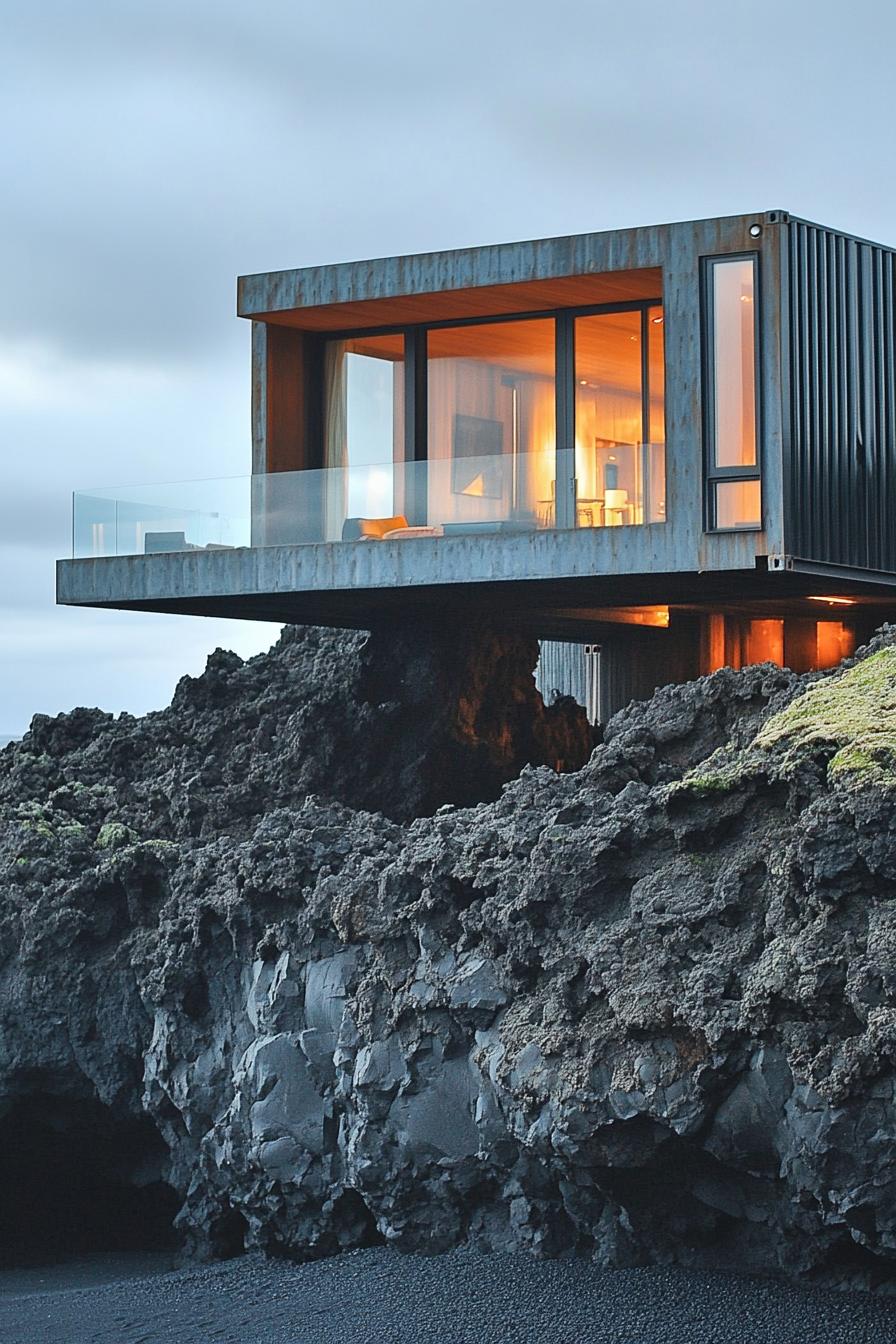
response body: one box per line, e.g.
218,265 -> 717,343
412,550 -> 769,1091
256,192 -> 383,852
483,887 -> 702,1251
57,554 -> 896,640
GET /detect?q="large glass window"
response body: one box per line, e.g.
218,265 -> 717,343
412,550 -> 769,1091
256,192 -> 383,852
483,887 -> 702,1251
704,255 -> 761,529
323,334 -> 405,534
317,300 -> 667,542
574,309 -> 665,527
427,319 -> 556,532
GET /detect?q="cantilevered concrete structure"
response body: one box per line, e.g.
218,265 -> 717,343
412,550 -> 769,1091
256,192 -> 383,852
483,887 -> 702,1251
58,210 -> 896,719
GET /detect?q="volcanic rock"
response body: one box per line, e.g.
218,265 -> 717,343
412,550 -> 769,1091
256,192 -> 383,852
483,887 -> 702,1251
2,624 -> 896,1286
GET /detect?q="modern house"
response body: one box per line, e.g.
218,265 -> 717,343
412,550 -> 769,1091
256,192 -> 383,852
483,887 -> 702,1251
58,211 -> 896,721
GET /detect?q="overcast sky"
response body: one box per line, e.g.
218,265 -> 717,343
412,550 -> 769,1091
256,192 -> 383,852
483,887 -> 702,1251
2,0 -> 895,736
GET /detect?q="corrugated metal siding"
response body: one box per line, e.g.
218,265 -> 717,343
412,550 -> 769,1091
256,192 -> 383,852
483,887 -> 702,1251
786,220 -> 896,570
537,624 -> 700,724
536,641 -> 595,720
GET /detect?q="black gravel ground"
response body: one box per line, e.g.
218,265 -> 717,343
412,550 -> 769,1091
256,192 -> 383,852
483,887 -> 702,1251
1,1248 -> 895,1344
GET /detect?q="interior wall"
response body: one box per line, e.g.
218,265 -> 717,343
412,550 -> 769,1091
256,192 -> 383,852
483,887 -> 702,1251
253,324 -> 314,477
701,614 -> 858,675
426,358 -> 555,528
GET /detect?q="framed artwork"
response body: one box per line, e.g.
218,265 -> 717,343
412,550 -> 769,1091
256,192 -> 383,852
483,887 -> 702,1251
452,414 -> 505,498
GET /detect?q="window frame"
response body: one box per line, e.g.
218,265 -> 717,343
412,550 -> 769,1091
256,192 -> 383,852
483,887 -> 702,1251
316,297 -> 665,520
701,252 -> 762,532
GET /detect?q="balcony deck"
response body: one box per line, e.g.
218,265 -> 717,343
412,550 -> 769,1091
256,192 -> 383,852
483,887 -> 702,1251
57,519 -> 892,640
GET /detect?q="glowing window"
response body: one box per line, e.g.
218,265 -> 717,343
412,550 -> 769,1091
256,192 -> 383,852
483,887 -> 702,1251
703,255 -> 761,531
427,319 -> 556,530
711,259 -> 757,468
715,479 -> 761,529
573,308 -> 666,528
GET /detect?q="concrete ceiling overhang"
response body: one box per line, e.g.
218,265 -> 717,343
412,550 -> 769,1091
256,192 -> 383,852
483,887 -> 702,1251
239,268 -> 665,333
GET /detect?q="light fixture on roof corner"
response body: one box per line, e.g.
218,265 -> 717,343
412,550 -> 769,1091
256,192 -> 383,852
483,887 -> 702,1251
750,224 -> 762,237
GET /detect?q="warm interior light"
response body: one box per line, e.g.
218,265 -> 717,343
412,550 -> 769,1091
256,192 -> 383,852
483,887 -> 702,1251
817,621 -> 856,668
807,595 -> 857,607
702,612 -> 859,677
461,472 -> 485,497
560,605 -> 670,628
605,605 -> 669,628
745,619 -> 785,667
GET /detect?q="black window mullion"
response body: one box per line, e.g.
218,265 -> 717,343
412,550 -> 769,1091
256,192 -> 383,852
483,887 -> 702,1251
711,464 -> 762,480
405,328 -> 427,462
403,328 -> 427,524
556,313 -> 575,528
640,308 -> 651,447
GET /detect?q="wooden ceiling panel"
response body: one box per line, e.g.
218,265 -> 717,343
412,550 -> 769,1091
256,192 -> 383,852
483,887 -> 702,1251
427,317 -> 556,375
258,268 -> 663,332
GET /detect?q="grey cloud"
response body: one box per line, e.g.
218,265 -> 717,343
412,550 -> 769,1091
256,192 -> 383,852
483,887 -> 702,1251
6,0 -> 894,367
3,0 -> 896,733
0,606 -> 279,734
4,0 -> 894,362
0,504 -> 68,555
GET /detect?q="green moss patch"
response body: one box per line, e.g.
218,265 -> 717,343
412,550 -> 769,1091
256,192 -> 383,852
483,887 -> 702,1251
755,647 -> 896,785
96,822 -> 137,851
671,769 -> 739,799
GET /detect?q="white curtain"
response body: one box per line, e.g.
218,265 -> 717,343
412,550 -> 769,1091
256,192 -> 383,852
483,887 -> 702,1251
323,342 -> 347,541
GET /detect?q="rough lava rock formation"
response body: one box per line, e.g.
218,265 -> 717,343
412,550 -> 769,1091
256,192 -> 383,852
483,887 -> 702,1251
3,623 -> 896,1285
3,624 -> 589,830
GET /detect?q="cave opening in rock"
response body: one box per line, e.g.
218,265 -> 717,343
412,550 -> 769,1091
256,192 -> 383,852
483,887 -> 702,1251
0,1093 -> 180,1265
817,1232 -> 896,1289
208,1204 -> 250,1260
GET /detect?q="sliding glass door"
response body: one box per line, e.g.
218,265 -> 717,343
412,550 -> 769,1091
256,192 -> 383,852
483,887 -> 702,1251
573,307 -> 665,528
427,318 -> 556,532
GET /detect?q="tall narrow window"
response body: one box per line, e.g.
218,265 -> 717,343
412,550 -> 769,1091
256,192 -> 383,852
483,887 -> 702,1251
323,334 -> 405,537
704,255 -> 761,529
427,319 -> 556,531
647,305 -> 667,524
574,308 -> 666,528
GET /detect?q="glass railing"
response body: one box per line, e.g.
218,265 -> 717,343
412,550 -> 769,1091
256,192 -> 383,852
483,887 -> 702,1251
71,445 -> 665,558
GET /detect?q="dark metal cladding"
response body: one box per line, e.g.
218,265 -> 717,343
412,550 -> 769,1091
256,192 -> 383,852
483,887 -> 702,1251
785,220 -> 896,571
